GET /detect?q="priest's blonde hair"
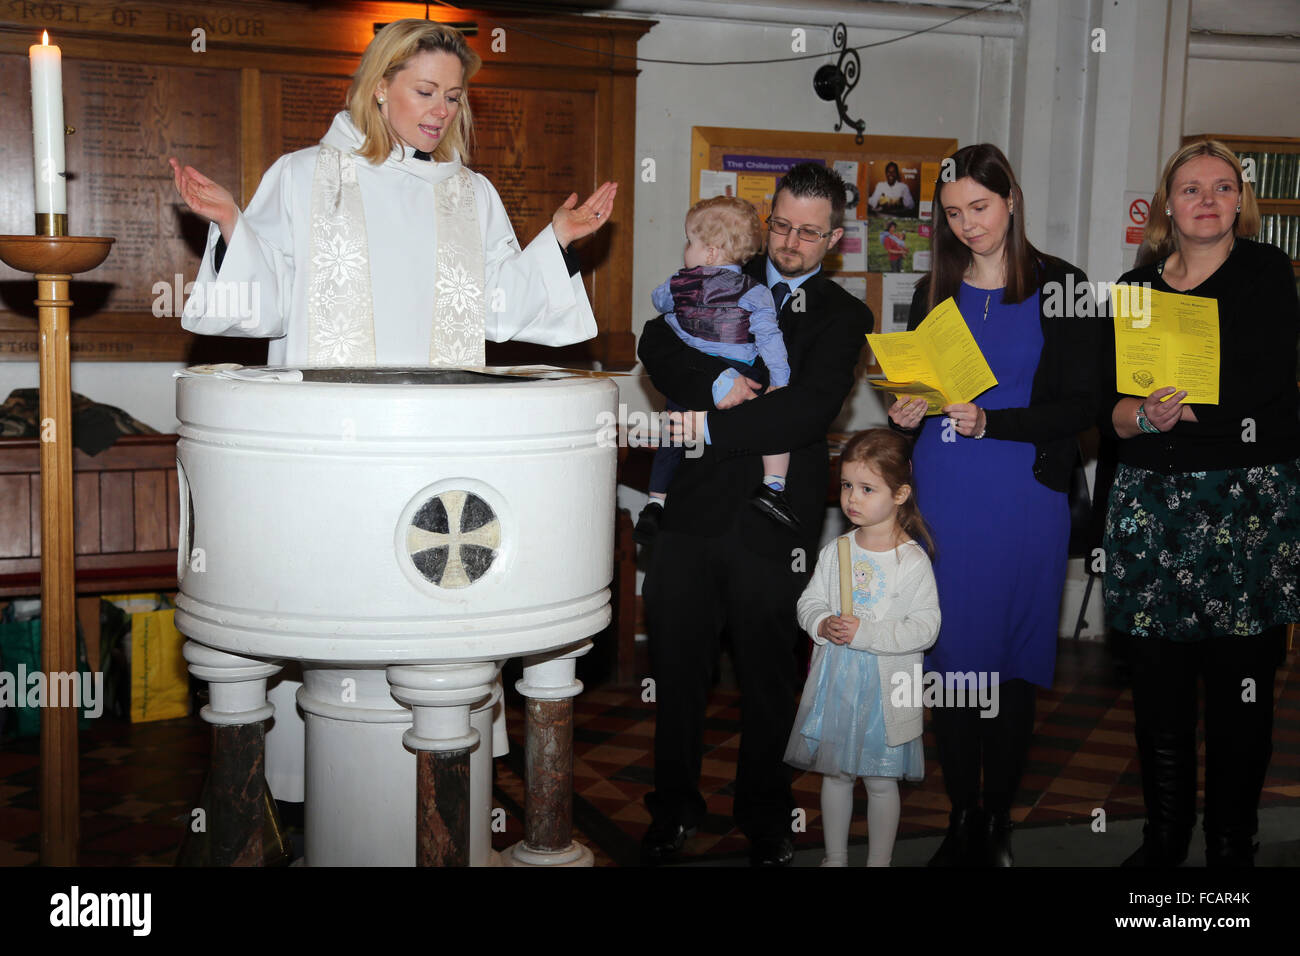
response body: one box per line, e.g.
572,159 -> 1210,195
1136,139 -> 1260,267
347,19 -> 480,165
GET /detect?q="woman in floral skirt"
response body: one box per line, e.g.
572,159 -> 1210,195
1102,139 -> 1299,867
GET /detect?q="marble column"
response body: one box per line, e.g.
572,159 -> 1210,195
179,642 -> 286,867
388,662 -> 498,867
507,641 -> 593,867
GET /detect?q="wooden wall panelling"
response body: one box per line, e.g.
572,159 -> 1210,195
73,471 -> 99,555
598,41 -> 641,369
240,67 -> 263,208
133,470 -> 168,552
97,471 -> 134,553
0,473 -> 31,557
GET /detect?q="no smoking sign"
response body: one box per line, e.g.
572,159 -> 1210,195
1123,191 -> 1150,249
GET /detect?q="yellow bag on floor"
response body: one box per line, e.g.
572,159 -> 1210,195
129,608 -> 190,723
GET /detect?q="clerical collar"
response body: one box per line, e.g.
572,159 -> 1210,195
413,149 -> 432,162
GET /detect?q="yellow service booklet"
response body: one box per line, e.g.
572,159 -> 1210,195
866,297 -> 998,414
1109,286 -> 1220,405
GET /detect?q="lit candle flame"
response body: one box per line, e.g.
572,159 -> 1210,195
42,31 -> 49,46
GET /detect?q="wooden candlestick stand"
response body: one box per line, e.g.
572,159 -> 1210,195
0,235 -> 114,866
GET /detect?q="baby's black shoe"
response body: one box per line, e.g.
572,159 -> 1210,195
751,483 -> 801,532
633,500 -> 665,546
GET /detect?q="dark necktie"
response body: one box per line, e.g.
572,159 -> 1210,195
771,281 -> 791,312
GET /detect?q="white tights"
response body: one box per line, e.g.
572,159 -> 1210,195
819,773 -> 900,867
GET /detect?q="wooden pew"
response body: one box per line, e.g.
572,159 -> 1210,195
0,434 -> 180,667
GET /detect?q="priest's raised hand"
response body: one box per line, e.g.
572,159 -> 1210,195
551,181 -> 618,249
168,157 -> 238,243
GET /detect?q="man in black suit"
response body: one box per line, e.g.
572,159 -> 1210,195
638,164 -> 873,865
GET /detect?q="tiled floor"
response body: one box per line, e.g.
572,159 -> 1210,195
2,637 -> 1296,866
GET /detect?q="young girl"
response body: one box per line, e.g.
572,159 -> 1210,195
785,428 -> 940,867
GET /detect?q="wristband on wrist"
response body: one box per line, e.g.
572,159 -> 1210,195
973,409 -> 986,440
1135,403 -> 1160,434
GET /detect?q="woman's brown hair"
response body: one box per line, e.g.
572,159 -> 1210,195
918,143 -> 1053,312
1135,138 -> 1261,267
347,19 -> 481,165
839,428 -> 936,558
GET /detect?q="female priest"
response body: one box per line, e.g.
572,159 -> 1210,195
169,17 -> 615,366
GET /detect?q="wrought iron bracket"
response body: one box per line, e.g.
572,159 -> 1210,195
813,23 -> 865,144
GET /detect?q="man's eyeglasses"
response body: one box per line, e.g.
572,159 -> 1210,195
766,217 -> 836,242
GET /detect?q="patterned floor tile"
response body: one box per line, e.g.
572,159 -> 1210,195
0,840 -> 38,865
1,638 -> 1295,866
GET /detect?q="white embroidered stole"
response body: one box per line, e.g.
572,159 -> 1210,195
307,146 -> 375,364
431,167 -> 487,366
306,146 -> 487,366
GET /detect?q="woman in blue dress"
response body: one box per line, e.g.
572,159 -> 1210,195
887,144 -> 1107,865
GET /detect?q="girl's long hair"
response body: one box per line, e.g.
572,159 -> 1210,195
840,429 -> 936,559
347,19 -> 480,165
1135,138 -> 1260,267
918,143 -> 1051,311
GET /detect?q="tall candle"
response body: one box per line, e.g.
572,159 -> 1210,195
29,30 -> 67,232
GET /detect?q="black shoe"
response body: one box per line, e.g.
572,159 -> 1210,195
928,807 -> 984,867
984,811 -> 1014,867
1121,824 -> 1191,867
1123,731 -> 1195,867
640,820 -> 694,865
1205,831 -> 1258,868
749,835 -> 794,867
750,483 -> 801,531
633,501 -> 664,546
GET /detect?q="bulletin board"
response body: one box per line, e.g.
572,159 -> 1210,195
690,127 -> 958,375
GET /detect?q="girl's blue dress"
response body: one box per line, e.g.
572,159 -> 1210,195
784,543 -> 925,780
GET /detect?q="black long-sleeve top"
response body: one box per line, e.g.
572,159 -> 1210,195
1101,238 -> 1300,474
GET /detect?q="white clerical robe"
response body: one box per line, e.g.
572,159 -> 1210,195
182,110 -> 596,363
182,111 -> 597,801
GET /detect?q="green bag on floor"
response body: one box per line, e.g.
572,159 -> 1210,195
0,616 -> 42,738
0,613 -> 96,738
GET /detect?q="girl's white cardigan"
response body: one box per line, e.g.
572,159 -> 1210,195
796,535 -> 941,747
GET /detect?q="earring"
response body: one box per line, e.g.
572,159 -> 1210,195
1164,207 -> 1171,216
1235,205 -> 1241,213
377,96 -> 386,105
